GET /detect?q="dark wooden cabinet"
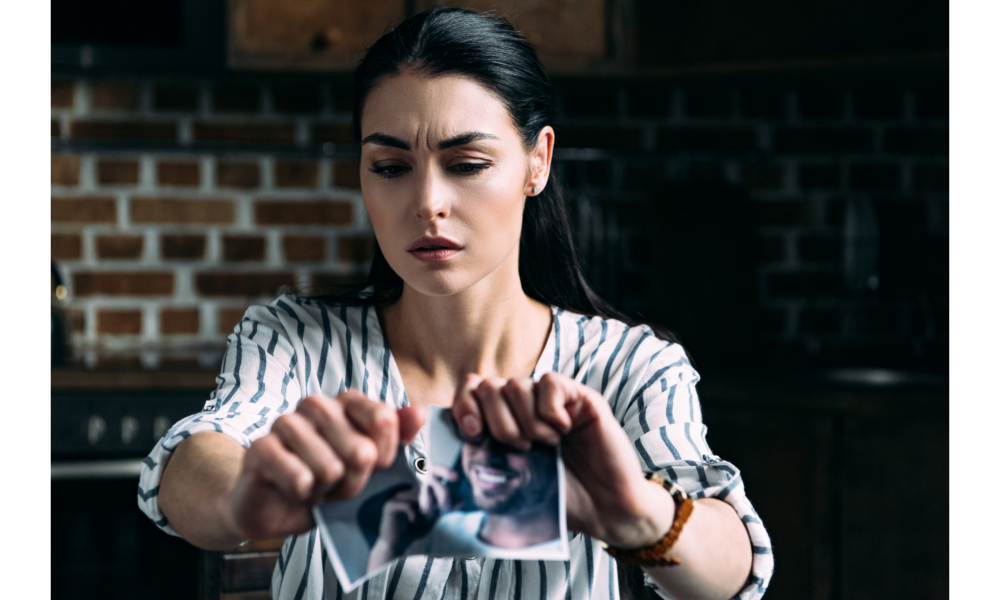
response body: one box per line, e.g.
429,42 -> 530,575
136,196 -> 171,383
699,375 -> 947,600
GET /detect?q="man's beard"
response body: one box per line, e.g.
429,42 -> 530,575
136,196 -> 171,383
475,458 -> 557,516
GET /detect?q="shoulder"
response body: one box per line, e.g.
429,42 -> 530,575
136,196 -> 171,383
555,308 -> 686,367
238,293 -> 362,333
552,308 -> 698,398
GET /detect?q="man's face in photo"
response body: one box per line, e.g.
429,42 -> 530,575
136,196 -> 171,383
460,437 -> 556,515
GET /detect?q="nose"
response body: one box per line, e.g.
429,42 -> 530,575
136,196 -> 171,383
411,163 -> 451,221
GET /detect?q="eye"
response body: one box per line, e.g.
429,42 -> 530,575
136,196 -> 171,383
369,164 -> 409,179
452,162 -> 491,175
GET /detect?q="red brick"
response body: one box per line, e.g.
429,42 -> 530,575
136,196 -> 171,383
160,308 -> 200,334
799,308 -> 842,334
311,124 -> 353,144
772,128 -> 873,154
310,272 -> 367,294
68,309 -> 85,333
283,236 -> 326,262
853,88 -> 902,120
683,88 -> 733,118
768,272 -> 845,298
275,159 -> 319,188
753,200 -> 813,226
562,81 -> 617,117
153,84 -> 200,112
757,236 -> 786,261
627,82 -> 671,117
195,272 -> 296,297
216,161 -> 260,188
96,356 -> 143,369
332,160 -> 361,189
690,162 -> 726,183
658,127 -> 756,152
849,164 -> 901,191
337,235 -> 374,263
797,88 -> 844,119
332,85 -> 353,114
162,234 -> 206,260
52,196 -> 117,223
798,163 -> 841,190
52,80 -> 75,108
131,197 -> 235,224
51,234 -> 82,260
740,163 -> 784,190
797,235 -> 841,263
223,235 -> 266,261
213,85 -> 260,113
218,307 -> 249,334
52,155 -> 80,186
192,122 -> 295,144
740,88 -> 788,120
89,81 -> 139,110
759,308 -> 789,334
255,200 -> 353,225
70,120 -> 177,141
97,309 -> 143,334
157,161 -> 201,187
52,119 -> 61,137
97,159 -> 140,185
273,84 -> 322,114
73,272 -> 174,296
557,127 -> 644,149
912,165 -> 948,191
96,235 -> 144,259
883,128 -> 948,155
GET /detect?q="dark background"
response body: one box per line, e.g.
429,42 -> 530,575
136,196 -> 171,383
50,1 -> 948,599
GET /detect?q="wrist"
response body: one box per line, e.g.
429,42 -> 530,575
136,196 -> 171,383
625,478 -> 678,548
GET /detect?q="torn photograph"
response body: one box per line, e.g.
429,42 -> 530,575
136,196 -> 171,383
313,406 -> 568,592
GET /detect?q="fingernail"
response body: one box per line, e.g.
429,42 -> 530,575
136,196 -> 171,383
461,415 -> 481,435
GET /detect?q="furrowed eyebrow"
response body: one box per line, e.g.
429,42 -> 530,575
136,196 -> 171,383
438,132 -> 500,150
361,133 -> 410,150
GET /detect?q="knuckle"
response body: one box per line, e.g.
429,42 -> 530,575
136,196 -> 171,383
317,459 -> 344,486
270,414 -> 294,436
345,439 -> 378,470
491,423 -> 520,445
373,405 -> 398,431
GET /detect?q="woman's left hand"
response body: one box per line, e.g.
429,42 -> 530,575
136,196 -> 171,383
450,372 -> 675,549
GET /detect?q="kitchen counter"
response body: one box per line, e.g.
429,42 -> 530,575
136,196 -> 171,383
52,366 -> 220,391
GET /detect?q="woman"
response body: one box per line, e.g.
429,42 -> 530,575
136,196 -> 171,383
138,8 -> 772,600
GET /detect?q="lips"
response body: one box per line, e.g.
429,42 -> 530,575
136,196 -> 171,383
406,235 -> 463,263
471,465 -> 518,491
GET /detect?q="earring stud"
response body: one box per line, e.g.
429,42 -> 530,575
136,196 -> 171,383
532,186 -> 540,195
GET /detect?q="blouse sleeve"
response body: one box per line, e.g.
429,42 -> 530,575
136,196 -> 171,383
614,338 -> 774,600
136,302 -> 303,537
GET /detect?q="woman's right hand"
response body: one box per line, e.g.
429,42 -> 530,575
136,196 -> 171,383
228,390 -> 426,541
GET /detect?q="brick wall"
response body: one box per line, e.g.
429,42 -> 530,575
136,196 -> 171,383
51,73 -> 947,369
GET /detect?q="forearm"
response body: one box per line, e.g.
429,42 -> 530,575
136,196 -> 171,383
641,497 -> 752,600
159,431 -> 248,550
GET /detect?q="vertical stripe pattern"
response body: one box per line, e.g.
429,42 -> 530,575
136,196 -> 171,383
138,293 -> 773,600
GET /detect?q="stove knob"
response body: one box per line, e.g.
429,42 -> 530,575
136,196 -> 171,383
87,415 -> 106,446
121,416 -> 140,446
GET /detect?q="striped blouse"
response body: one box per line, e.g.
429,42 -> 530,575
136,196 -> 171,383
138,294 -> 773,600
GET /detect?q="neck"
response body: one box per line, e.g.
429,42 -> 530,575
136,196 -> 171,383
478,510 -> 561,549
379,257 -> 552,407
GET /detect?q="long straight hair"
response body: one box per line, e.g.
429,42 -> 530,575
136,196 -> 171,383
315,8 -> 677,343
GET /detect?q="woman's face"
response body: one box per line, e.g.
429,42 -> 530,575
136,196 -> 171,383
359,71 -> 551,297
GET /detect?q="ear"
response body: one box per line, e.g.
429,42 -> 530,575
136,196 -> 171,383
525,125 -> 555,196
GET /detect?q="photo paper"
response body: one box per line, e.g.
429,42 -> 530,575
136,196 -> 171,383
313,406 -> 569,592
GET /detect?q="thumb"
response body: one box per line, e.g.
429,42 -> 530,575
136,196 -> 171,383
397,405 -> 427,444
